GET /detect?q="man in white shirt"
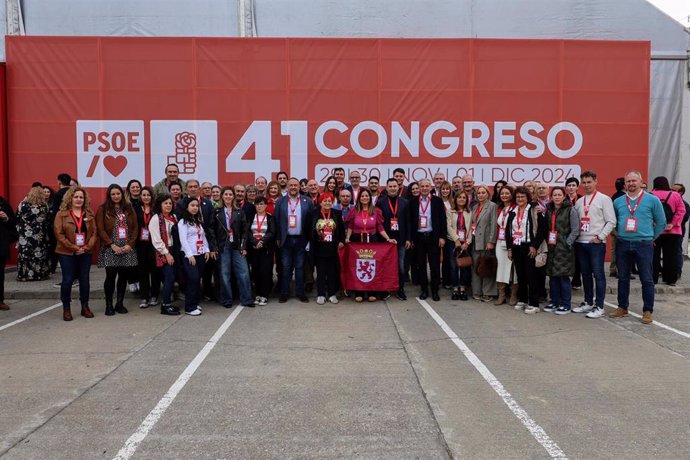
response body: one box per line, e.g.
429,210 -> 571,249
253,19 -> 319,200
573,170 -> 616,318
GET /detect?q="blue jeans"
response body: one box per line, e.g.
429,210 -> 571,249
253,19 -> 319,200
281,236 -> 307,296
182,255 -> 205,311
575,242 -> 606,307
219,245 -> 253,306
161,263 -> 175,306
58,254 -> 91,309
445,242 -> 459,287
616,239 -> 655,312
549,275 -> 572,308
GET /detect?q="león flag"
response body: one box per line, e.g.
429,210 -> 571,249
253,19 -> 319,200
338,242 -> 399,292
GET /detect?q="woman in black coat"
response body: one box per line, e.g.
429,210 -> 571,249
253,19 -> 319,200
0,196 -> 18,310
246,196 -> 276,306
309,192 -> 345,305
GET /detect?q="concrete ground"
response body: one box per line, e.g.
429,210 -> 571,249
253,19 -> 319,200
1,267 -> 689,459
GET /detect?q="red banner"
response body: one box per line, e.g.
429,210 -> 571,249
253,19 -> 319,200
5,37 -> 649,205
339,242 -> 399,291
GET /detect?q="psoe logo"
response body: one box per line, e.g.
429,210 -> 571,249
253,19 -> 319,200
150,121 -> 218,185
76,121 -> 145,187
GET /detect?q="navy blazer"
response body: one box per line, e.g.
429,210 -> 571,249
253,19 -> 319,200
408,194 -> 447,242
274,194 -> 314,246
376,194 -> 410,244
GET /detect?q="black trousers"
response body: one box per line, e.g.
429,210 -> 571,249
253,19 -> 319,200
105,267 -> 129,303
512,244 -> 540,307
249,248 -> 274,298
137,243 -> 161,300
415,233 -> 440,293
315,255 -> 339,297
653,233 -> 681,284
0,254 -> 6,303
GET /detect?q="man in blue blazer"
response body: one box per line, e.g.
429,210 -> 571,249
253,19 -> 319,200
274,177 -> 314,303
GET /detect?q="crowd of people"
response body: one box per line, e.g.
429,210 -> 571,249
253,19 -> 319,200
0,164 -> 686,326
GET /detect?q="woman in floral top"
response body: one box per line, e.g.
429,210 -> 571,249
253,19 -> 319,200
16,186 -> 51,281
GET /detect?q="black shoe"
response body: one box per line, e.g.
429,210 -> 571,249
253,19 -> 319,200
451,291 -> 460,300
115,305 -> 128,314
242,302 -> 256,308
459,291 -> 468,301
432,292 -> 440,302
419,291 -> 428,300
298,295 -> 309,303
222,303 -> 233,308
105,300 -> 115,316
396,289 -> 407,301
380,292 -> 391,301
279,295 -> 288,303
160,305 -> 181,316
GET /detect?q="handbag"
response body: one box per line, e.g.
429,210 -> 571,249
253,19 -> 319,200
476,252 -> 498,277
534,241 -> 548,268
454,248 -> 473,268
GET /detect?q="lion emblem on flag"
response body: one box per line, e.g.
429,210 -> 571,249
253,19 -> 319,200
356,259 -> 376,283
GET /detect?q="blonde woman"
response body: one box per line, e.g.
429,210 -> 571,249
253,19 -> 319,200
54,187 -> 97,321
469,184 -> 498,301
447,191 -> 473,300
16,186 -> 51,281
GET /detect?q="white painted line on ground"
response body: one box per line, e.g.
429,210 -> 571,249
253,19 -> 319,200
113,306 -> 245,460
603,301 -> 690,339
0,302 -> 62,332
416,298 -> 568,460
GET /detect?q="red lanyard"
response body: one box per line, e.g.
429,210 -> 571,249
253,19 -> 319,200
419,197 -> 430,215
321,208 -> 331,222
116,212 -> 125,225
142,208 -> 151,228
255,214 -> 266,233
289,198 -> 299,214
551,209 -> 558,231
388,197 -> 398,217
162,214 -> 177,225
361,211 -> 370,233
474,203 -> 484,222
516,207 -> 526,229
70,210 -> 84,231
499,205 -> 514,226
626,191 -> 644,216
196,223 -> 203,241
582,192 -> 597,216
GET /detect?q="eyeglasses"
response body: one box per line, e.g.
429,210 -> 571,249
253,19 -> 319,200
350,176 -> 360,180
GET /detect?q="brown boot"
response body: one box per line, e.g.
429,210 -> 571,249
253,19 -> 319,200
0,303 -> 10,311
63,310 -> 73,321
508,283 -> 518,306
494,282 -> 506,305
81,305 -> 94,318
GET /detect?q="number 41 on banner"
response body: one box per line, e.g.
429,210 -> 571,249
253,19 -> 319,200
225,121 -> 308,180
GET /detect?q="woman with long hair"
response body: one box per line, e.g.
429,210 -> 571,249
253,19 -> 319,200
309,192 -> 345,304
169,182 -> 183,208
96,184 -> 138,316
178,197 -> 212,315
491,180 -> 508,203
439,181 -> 454,288
211,185 -> 223,208
16,186 -> 51,281
126,179 -> 142,208
208,187 -> 254,309
506,186 -> 547,314
469,185 -> 498,302
324,176 -> 338,199
651,175 -> 686,285
344,189 -> 396,302
495,185 -> 517,305
54,187 -> 97,321
544,187 -> 579,314
136,186 -> 161,308
447,191 -> 472,300
404,181 -> 421,284
149,193 -> 181,315
247,196 -> 275,306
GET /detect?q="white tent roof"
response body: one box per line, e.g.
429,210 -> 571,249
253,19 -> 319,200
1,0 -> 688,61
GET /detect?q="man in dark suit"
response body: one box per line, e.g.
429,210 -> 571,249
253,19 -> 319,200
377,178 -> 411,300
408,178 -> 446,301
274,177 -> 314,303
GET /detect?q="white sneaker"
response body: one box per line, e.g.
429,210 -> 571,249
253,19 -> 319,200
185,308 -> 202,316
197,305 -> 203,312
514,302 -> 526,311
328,295 -> 339,304
257,297 -> 268,306
572,302 -> 594,313
255,296 -> 261,303
586,306 -> 605,318
524,305 -> 540,314
139,300 -> 149,308
542,303 -> 556,313
316,296 -> 325,305
128,283 -> 138,293
148,297 -> 159,306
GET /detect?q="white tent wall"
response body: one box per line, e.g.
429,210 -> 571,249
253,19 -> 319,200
4,0 -> 689,183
